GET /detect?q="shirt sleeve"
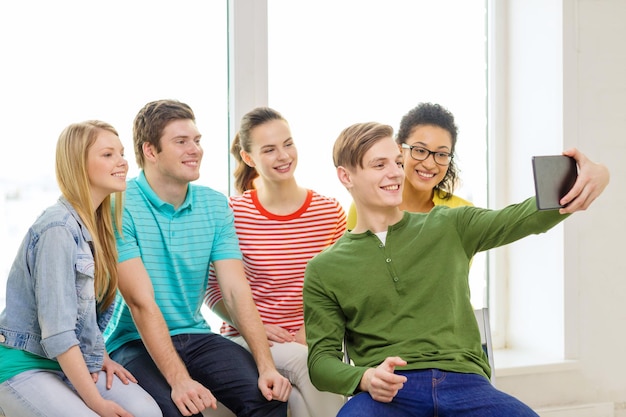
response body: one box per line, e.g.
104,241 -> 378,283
303,259 -> 369,396
34,226 -> 82,358
209,196 -> 242,263
455,197 -> 568,257
115,205 -> 141,263
204,195 -> 240,310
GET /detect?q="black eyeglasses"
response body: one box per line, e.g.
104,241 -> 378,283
401,143 -> 453,166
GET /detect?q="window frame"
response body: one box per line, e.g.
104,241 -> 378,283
229,0 -> 572,366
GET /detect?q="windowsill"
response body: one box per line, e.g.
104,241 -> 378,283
493,348 -> 579,377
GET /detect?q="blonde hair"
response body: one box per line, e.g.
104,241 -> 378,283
55,120 -> 123,310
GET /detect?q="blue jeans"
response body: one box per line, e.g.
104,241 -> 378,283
0,369 -> 162,417
110,333 -> 287,417
338,369 -> 539,417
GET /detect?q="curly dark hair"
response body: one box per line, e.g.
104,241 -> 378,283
396,103 -> 459,199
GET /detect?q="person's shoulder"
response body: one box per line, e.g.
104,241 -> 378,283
309,190 -> 345,212
189,183 -> 225,196
39,199 -> 67,218
310,189 -> 339,203
31,205 -> 61,229
31,199 -> 80,234
125,176 -> 140,188
120,176 -> 142,199
433,192 -> 473,208
120,178 -> 152,215
449,194 -> 473,207
310,232 -> 349,259
190,183 -> 229,204
228,190 -> 253,206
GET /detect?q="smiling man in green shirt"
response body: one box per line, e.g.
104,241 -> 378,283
303,121 -> 609,417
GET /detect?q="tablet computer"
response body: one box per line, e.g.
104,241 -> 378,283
532,155 -> 578,210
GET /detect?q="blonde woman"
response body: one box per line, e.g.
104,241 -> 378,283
0,121 -> 161,417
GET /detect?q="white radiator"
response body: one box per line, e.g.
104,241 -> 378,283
535,402 -> 614,417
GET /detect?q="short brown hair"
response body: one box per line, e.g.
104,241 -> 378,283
133,99 -> 195,168
333,122 -> 394,170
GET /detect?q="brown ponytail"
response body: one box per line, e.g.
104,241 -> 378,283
231,132 -> 259,194
231,107 -> 287,194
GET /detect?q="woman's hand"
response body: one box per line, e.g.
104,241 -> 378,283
264,323 -> 295,345
57,346 -> 133,416
93,353 -> 138,390
293,326 -> 307,346
91,398 -> 134,417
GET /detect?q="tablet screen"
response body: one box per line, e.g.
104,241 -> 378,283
532,155 -> 578,210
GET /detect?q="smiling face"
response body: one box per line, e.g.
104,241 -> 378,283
146,118 -> 203,186
401,124 -> 452,194
87,129 -> 128,206
344,135 -> 405,211
242,118 -> 297,185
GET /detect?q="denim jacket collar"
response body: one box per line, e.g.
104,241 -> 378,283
58,196 -> 93,244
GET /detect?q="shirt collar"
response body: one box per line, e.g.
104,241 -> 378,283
58,196 -> 93,244
136,170 -> 193,214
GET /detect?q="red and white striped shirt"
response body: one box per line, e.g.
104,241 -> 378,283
205,189 -> 346,337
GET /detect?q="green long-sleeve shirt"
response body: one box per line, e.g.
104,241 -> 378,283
303,197 -> 566,396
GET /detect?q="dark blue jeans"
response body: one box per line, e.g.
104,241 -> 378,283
110,333 -> 287,417
338,369 -> 539,417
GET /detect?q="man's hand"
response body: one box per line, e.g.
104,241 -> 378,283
257,369 -> 292,402
559,148 -> 610,214
171,379 -> 217,416
359,357 -> 408,403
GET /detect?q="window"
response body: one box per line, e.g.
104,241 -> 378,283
1,0 -> 488,321
0,1 -> 228,310
1,0 -> 582,373
267,0 -> 488,308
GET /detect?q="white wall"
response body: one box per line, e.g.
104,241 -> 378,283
495,0 -> 626,413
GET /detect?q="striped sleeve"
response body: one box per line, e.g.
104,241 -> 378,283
206,190 -> 346,337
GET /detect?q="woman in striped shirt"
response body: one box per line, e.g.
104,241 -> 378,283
205,107 -> 346,417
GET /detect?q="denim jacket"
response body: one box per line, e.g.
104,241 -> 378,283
0,197 -> 113,373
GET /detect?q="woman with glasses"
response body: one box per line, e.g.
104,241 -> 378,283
346,102 -> 471,229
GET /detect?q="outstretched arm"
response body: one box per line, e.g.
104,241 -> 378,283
559,148 -> 610,214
